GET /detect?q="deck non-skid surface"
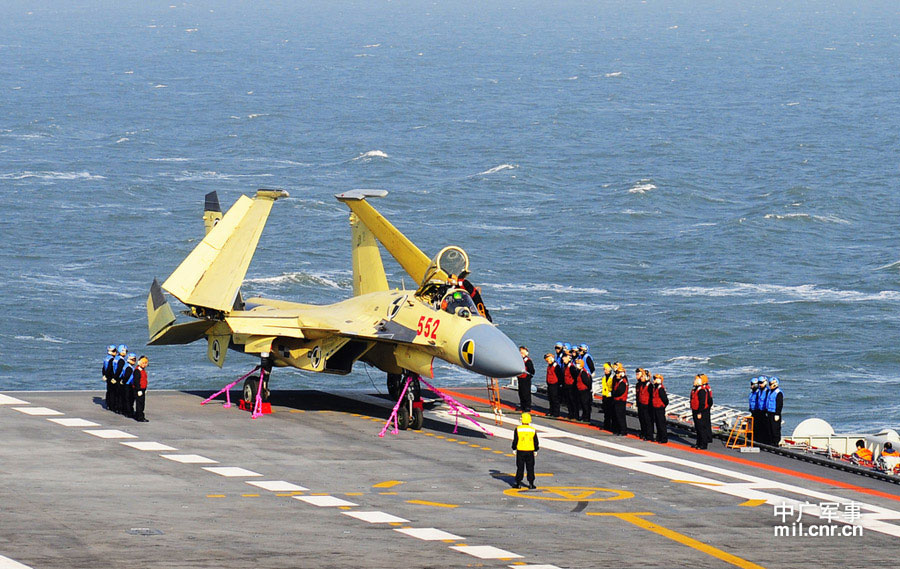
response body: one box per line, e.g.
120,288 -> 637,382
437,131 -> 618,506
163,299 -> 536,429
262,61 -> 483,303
0,389 -> 897,569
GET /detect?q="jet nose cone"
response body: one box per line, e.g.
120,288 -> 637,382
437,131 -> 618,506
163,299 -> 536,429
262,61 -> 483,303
458,324 -> 525,378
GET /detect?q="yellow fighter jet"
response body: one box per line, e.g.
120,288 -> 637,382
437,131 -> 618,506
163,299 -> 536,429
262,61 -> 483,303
147,189 -> 524,426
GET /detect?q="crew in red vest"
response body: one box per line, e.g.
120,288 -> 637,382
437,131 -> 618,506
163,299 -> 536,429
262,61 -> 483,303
690,374 -> 713,449
611,364 -> 629,435
517,346 -> 535,412
574,358 -> 593,423
635,368 -> 653,440
544,353 -> 562,418
561,354 -> 577,420
133,356 -> 150,422
650,374 -> 669,443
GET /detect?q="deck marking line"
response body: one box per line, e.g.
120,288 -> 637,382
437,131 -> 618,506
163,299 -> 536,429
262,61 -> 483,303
47,418 -> 99,427
202,466 -> 262,477
294,495 -> 357,507
406,499 -> 458,508
394,527 -> 463,541
373,480 -> 404,488
246,480 -> 308,492
160,454 -> 218,464
450,545 -> 522,560
588,512 -> 766,569
0,553 -> 34,568
13,406 -> 62,416
740,499 -> 768,507
343,511 -> 409,524
121,441 -> 177,451
83,429 -> 137,439
0,395 -> 29,405
507,565 -> 563,569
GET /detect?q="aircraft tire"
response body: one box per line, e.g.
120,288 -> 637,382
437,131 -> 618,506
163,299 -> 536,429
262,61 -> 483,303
242,375 -> 260,405
387,373 -> 402,400
411,407 -> 424,430
398,405 -> 410,430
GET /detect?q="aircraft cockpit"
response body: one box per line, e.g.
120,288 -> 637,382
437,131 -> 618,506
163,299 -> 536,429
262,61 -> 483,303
439,289 -> 479,318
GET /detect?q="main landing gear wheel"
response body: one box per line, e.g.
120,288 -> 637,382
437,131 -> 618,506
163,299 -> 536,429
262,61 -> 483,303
242,375 -> 270,405
411,406 -> 424,430
386,373 -> 402,400
398,404 -> 411,430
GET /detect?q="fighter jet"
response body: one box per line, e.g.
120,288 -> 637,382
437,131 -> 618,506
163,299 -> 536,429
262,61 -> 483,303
147,189 -> 524,427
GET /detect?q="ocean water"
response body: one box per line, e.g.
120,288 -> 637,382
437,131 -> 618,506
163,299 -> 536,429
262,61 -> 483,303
2,1 -> 899,433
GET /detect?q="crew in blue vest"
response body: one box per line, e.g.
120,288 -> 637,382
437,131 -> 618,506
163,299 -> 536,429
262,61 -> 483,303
577,344 -> 595,377
110,344 -> 128,414
119,353 -> 138,418
102,344 -> 116,410
553,342 -> 564,365
748,377 -> 763,445
755,376 -> 770,444
765,376 -> 784,446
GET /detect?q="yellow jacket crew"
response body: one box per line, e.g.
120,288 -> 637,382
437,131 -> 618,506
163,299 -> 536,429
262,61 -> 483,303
512,413 -> 539,489
517,346 -> 535,412
600,362 -> 614,431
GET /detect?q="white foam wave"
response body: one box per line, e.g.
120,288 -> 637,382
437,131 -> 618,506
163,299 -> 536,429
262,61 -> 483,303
148,157 -> 192,162
628,180 -> 657,194
363,43 -> 381,48
483,282 -> 608,295
764,213 -> 850,225
558,301 -> 620,310
0,171 -> 105,181
663,355 -> 710,365
247,113 -> 268,119
154,84 -> 167,88
874,259 -> 900,271
169,170 -> 273,182
660,282 -> 900,303
605,71 -> 623,78
14,334 -> 70,344
478,164 -> 517,175
353,150 -> 389,160
115,137 -> 129,143
244,271 -> 351,290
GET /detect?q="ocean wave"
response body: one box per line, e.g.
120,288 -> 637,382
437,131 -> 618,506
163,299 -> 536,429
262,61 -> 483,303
247,113 -> 269,119
874,259 -> 900,271
764,213 -> 850,225
14,334 -> 70,344
628,180 -> 657,194
558,301 -> 620,310
167,170 -> 274,182
244,271 -> 351,290
483,282 -> 608,295
148,157 -> 192,162
605,71 -> 623,78
115,137 -> 129,143
19,274 -> 135,299
659,282 -> 900,303
353,150 -> 389,160
477,164 -> 517,175
363,43 -> 381,48
663,355 -> 710,365
0,170 -> 105,181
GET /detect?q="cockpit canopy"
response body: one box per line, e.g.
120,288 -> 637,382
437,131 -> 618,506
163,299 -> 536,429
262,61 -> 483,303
439,288 -> 479,318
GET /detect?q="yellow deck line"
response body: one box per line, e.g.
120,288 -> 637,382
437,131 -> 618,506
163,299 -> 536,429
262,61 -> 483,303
739,499 -> 768,507
671,479 -> 723,486
406,499 -> 458,509
373,480 -> 404,488
206,494 -> 226,498
588,512 -> 766,569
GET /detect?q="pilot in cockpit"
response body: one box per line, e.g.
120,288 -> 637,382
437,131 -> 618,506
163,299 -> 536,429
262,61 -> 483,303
439,289 -> 479,318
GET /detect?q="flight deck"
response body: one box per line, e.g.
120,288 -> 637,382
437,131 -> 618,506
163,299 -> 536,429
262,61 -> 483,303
1,389 -> 898,569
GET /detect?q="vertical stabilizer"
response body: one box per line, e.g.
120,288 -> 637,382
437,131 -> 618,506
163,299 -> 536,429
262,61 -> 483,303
349,212 -> 389,296
203,191 -> 223,236
163,189 -> 288,312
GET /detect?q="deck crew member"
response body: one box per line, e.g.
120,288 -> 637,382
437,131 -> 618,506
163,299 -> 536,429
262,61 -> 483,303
102,344 -> 116,411
133,356 -> 150,422
611,364 -> 629,435
650,374 -> 668,443
748,377 -> 763,445
561,354 -> 577,419
600,363 -> 614,431
574,358 -> 593,423
577,344 -> 595,376
544,353 -> 562,417
851,439 -> 873,463
755,377 -> 770,445
119,353 -> 138,418
511,413 -> 539,489
691,374 -> 713,449
110,344 -> 128,414
765,376 -> 783,446
881,442 -> 899,458
554,342 -> 564,365
517,346 -> 535,412
636,369 -> 652,440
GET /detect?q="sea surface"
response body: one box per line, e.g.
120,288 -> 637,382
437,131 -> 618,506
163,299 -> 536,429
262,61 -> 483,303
2,1 -> 899,433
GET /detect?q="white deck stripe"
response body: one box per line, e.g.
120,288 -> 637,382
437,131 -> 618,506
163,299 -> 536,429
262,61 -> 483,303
83,429 -> 137,439
0,554 -> 33,568
450,545 -> 522,559
160,454 -> 218,464
202,466 -> 261,477
47,418 -> 99,427
342,511 -> 408,524
293,495 -> 357,507
246,480 -> 308,492
393,527 -> 462,541
121,441 -> 177,451
12,407 -> 62,416
0,395 -> 29,405
508,565 -> 563,569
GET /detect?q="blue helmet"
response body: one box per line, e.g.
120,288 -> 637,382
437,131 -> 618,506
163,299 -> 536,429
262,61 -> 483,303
579,343 -> 589,351
750,376 -> 758,386
554,342 -> 563,348
107,344 -> 117,353
769,376 -> 779,386
563,343 -> 571,350
757,375 -> 768,385
127,353 -> 137,362
117,344 -> 128,354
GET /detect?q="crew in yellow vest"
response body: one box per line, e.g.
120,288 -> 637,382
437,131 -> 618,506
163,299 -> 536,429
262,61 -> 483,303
512,413 -> 540,489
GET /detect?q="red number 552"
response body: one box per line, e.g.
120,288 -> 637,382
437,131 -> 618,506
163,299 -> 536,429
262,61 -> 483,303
417,316 -> 440,340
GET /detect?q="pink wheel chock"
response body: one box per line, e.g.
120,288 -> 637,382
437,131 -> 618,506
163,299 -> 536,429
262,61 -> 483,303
418,377 -> 492,437
200,366 -> 261,413
379,376 -> 413,437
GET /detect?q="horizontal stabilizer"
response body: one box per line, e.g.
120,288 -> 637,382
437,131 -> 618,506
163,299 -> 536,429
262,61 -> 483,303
163,189 -> 288,312
147,278 -> 177,342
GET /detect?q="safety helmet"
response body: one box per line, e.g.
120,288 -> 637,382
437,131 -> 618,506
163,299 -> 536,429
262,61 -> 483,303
127,353 -> 137,362
693,376 -> 702,386
769,376 -> 779,387
615,362 -> 625,372
757,376 -> 768,385
563,343 -> 571,350
544,353 -> 554,360
750,377 -> 758,386
603,362 -> 612,371
579,343 -> 588,351
575,358 -> 584,368
107,344 -> 117,353
555,342 -> 563,348
521,412 -> 532,424
653,374 -> 663,383
699,374 -> 709,385
117,344 -> 128,354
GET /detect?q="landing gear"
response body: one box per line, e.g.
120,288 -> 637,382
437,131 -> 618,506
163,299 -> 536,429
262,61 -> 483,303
386,373 -> 402,400
396,371 -> 424,431
242,354 -> 273,406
